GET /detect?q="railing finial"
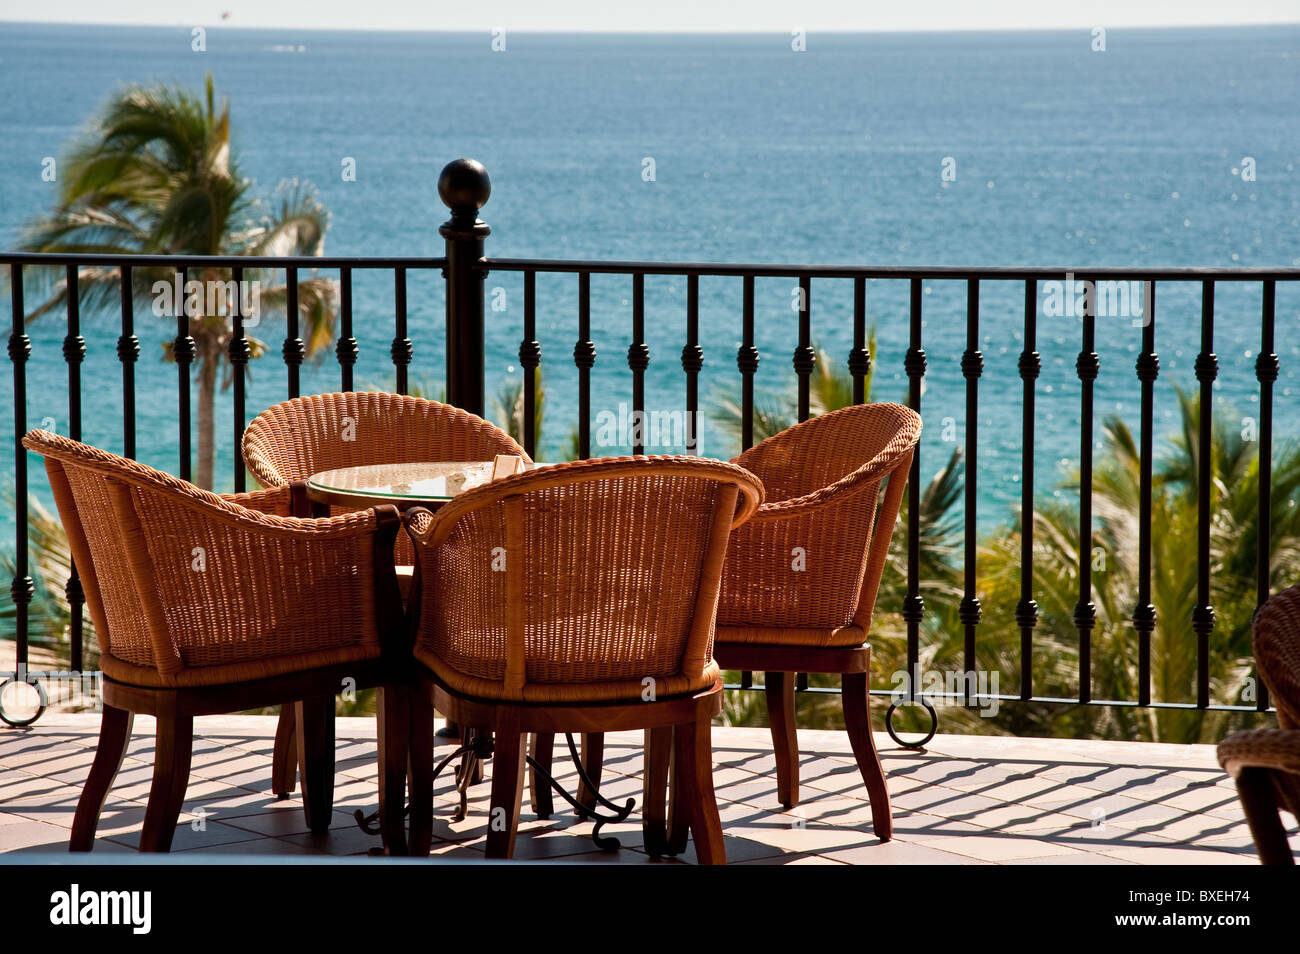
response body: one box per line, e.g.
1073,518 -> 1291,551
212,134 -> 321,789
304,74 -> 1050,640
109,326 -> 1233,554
439,159 -> 490,417
438,158 -> 491,226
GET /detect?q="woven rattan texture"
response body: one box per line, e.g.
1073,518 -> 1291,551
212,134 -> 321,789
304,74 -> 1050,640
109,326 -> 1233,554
243,392 -> 528,565
24,430 -> 384,687
717,403 -> 921,635
409,455 -> 763,703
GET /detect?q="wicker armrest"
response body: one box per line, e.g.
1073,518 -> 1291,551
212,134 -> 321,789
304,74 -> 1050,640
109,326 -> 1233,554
220,485 -> 293,516
122,472 -> 382,542
405,506 -> 438,543
744,463 -> 904,522
1218,728 -> 1300,778
733,425 -> 915,523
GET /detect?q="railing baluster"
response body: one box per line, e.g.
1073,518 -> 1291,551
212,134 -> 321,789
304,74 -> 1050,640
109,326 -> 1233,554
628,273 -> 648,455
229,265 -> 248,493
174,268 -> 194,483
64,266 -> 84,441
172,269 -> 195,486
850,277 -> 869,404
1193,280 -> 1218,709
1134,282 -> 1158,706
63,265 -> 86,673
903,278 -> 926,689
9,265 -> 32,674
738,275 -> 758,451
737,274 -> 758,693
574,272 -> 594,459
1016,280 -> 1039,700
118,265 -> 138,458
392,267 -> 411,396
520,271 -> 539,460
337,266 -> 356,392
682,274 -> 702,454
283,266 -> 302,399
795,271 -> 812,730
793,276 -> 813,422
1254,280 -> 1277,712
1074,278 -> 1099,704
960,280 -> 983,705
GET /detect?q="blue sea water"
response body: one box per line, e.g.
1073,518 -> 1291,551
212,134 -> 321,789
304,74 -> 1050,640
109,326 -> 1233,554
1,22 -> 1298,538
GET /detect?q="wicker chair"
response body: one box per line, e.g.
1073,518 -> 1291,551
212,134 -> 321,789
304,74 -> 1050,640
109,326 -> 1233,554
242,391 -> 529,796
712,403 -> 921,839
23,430 -> 409,853
404,456 -> 764,863
1218,584 -> 1300,864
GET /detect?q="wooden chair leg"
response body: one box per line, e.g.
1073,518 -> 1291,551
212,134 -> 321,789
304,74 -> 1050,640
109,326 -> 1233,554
485,711 -> 525,859
666,727 -> 689,855
842,670 -> 893,841
642,726 -> 673,856
765,671 -> 800,809
673,716 -> 725,865
576,731 -> 605,814
1236,767 -> 1295,865
528,732 -> 555,819
296,695 -> 336,835
139,706 -> 194,853
376,686 -> 409,856
271,703 -> 297,798
408,690 -> 435,857
70,704 -> 135,852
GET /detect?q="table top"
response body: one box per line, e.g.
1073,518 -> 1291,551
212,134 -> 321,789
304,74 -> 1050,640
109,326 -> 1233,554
307,460 -> 541,507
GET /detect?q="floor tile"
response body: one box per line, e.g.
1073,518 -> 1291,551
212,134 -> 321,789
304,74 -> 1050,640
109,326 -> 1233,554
0,714 -> 1271,865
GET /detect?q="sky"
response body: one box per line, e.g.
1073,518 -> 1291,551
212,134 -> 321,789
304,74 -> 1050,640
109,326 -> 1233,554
1,0 -> 1298,32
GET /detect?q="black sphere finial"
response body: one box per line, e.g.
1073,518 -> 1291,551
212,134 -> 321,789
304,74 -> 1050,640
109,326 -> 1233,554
438,158 -> 491,217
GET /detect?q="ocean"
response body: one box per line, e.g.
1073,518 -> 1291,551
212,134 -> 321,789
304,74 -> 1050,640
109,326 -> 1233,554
1,22 -> 1298,536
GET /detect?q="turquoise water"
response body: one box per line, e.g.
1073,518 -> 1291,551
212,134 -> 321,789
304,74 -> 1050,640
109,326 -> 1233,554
1,23 -> 1299,536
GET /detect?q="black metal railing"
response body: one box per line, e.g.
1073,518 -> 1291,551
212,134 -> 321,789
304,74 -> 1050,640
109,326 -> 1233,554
2,157 -> 1294,732
2,249 -> 447,724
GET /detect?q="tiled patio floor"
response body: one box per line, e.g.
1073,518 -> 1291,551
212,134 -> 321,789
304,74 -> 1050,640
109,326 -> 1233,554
1,714 -> 1294,864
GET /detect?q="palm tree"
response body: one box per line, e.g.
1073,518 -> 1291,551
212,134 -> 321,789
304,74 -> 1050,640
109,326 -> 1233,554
975,389 -> 1298,742
16,75 -> 337,489
492,368 -> 546,451
492,368 -> 583,461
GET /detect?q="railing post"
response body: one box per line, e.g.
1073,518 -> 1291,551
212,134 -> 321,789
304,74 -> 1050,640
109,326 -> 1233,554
439,158 -> 491,416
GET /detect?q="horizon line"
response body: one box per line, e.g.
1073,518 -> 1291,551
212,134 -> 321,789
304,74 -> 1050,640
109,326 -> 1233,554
5,18 -> 1300,34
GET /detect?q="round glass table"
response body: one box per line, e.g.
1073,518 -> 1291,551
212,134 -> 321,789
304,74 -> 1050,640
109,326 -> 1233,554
306,459 -> 541,510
